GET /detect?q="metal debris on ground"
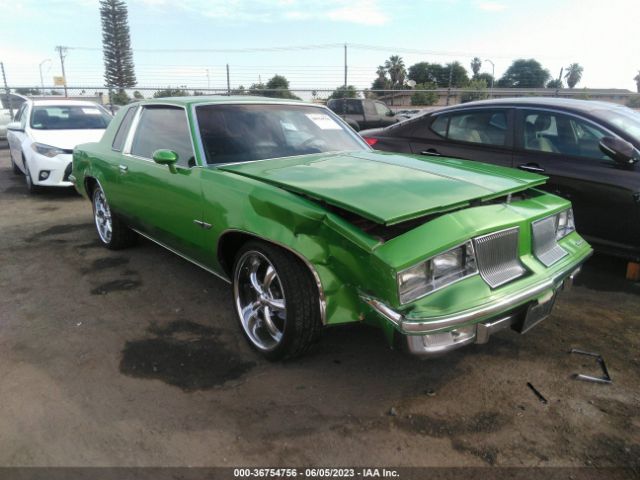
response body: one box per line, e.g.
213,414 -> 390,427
569,348 -> 612,384
527,382 -> 548,405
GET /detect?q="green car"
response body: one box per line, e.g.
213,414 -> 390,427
71,96 -> 592,360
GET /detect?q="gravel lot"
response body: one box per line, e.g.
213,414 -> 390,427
0,146 -> 638,470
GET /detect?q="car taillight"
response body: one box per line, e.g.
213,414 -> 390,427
364,137 -> 378,146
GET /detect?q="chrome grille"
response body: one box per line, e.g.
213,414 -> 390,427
473,227 -> 526,288
532,216 -> 568,267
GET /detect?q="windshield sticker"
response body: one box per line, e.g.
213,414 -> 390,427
281,121 -> 298,131
82,108 -> 102,115
305,113 -> 341,130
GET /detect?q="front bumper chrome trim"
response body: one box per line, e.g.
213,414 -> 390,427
361,250 -> 592,336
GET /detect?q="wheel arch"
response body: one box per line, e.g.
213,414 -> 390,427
217,229 -> 327,325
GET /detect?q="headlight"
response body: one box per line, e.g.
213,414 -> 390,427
555,208 -> 575,239
397,241 -> 478,305
31,143 -> 65,158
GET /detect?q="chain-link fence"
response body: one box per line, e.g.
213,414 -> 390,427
4,86 -> 640,113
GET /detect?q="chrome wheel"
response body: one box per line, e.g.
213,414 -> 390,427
93,188 -> 113,244
234,250 -> 287,352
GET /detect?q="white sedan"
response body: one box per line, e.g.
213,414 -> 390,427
7,99 -> 112,193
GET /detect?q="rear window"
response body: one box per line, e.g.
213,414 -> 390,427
30,105 -> 112,130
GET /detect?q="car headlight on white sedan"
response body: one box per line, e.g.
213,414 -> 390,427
31,142 -> 66,158
397,241 -> 478,305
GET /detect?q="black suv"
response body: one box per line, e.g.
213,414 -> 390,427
327,98 -> 399,131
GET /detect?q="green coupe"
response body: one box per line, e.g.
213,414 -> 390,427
72,96 -> 592,360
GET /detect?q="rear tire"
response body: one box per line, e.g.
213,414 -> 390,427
92,184 -> 136,250
232,241 -> 322,361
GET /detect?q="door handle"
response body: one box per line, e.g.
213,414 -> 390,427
518,163 -> 545,173
420,149 -> 441,157
118,164 -> 128,173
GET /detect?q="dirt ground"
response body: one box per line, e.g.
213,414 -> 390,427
0,145 -> 638,470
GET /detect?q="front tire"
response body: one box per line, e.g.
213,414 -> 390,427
92,185 -> 136,250
23,158 -> 40,194
232,241 -> 322,360
10,151 -> 20,175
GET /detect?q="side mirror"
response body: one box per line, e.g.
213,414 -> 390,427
599,137 -> 638,167
6,121 -> 23,132
153,149 -> 178,173
386,111 -> 394,117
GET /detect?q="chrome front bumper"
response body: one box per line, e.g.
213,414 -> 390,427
362,252 -> 590,357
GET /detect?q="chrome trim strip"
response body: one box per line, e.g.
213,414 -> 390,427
218,229 -> 327,325
132,228 -> 231,284
363,250 -> 592,335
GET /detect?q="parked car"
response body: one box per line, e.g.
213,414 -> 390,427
361,98 -> 640,260
7,99 -> 112,193
327,98 -> 399,131
72,96 -> 591,360
0,94 -> 27,140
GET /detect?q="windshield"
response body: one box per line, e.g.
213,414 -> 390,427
592,107 -> 640,144
195,104 -> 368,164
30,105 -> 112,130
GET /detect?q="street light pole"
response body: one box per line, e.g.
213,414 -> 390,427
484,59 -> 495,98
39,58 -> 51,94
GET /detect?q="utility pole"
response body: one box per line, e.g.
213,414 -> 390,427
555,67 -> 564,97
1,62 -> 13,119
206,69 -> 210,90
344,43 -> 347,89
55,46 -> 68,97
226,64 -> 230,95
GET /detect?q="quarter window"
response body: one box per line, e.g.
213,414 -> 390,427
522,111 -> 610,160
130,106 -> 195,167
430,115 -> 448,137
111,106 -> 137,152
447,110 -> 507,146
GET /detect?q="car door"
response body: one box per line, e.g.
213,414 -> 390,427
407,108 -> 514,168
118,104 -> 208,262
513,108 -> 640,250
8,103 -> 29,166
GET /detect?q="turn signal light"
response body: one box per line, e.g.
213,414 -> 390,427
364,137 -> 378,146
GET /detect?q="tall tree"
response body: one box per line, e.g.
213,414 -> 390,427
498,59 -> 550,88
100,0 -> 137,92
444,62 -> 470,88
408,62 -> 443,85
328,85 -> 357,100
470,57 -> 482,78
564,63 -> 583,89
384,55 -> 406,88
546,79 -> 563,89
634,71 -> 640,93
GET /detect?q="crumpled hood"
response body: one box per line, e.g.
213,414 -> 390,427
219,151 -> 547,225
30,129 -> 105,151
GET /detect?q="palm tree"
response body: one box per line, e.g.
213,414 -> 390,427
376,65 -> 386,79
634,71 -> 640,93
384,55 -> 406,88
564,63 -> 584,89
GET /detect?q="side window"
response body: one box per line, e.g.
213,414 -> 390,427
430,115 -> 448,137
363,101 -> 376,116
130,107 -> 195,167
111,107 -> 137,152
328,100 -> 343,114
448,110 -> 507,146
374,102 -> 391,117
522,111 -> 609,160
345,101 -> 363,115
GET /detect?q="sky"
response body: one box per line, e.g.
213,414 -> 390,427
0,0 -> 639,94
